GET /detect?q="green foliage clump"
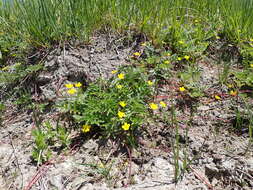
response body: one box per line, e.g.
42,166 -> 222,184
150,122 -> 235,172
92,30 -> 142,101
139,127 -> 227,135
32,120 -> 71,164
59,67 -> 153,147
0,63 -> 43,86
234,68 -> 253,89
0,102 -> 5,126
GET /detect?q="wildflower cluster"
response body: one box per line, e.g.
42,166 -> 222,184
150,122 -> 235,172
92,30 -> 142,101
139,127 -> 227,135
149,101 -> 167,110
59,67 -> 153,147
65,82 -> 82,95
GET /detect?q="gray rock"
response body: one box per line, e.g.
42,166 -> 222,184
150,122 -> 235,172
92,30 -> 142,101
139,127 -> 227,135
0,144 -> 13,163
221,160 -> 235,170
205,163 -> 219,178
153,157 -> 172,170
197,105 -> 210,111
79,183 -> 109,190
49,175 -> 63,190
245,158 -> 253,175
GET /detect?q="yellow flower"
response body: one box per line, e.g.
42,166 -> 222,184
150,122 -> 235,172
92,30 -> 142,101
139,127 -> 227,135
164,60 -> 170,64
1,66 -> 9,71
177,57 -> 182,61
65,83 -> 73,88
166,53 -> 171,56
122,122 -> 130,131
118,111 -> 125,118
111,70 -> 118,74
67,88 -> 77,95
159,101 -> 167,108
227,84 -> 233,88
82,124 -> 91,133
116,84 -> 123,89
179,86 -> 186,92
118,73 -> 125,80
141,42 -> 147,46
149,103 -> 158,110
250,63 -> 253,68
216,35 -> 220,40
133,52 -> 141,57
178,40 -> 184,44
119,101 -> 127,107
98,163 -> 105,168
75,82 -> 82,88
184,55 -> 190,60
230,90 -> 237,96
214,95 -> 221,100
147,80 -> 153,86
194,19 -> 199,23
250,38 -> 253,42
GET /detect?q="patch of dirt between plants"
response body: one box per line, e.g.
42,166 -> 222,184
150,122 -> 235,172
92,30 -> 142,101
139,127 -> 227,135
0,32 -> 253,190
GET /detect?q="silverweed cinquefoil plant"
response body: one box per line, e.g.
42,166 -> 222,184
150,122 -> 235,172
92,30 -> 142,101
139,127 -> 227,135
59,67 -> 153,147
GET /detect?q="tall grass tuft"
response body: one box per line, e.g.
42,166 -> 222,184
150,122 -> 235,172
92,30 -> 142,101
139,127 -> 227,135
221,0 -> 253,41
0,0 -> 252,48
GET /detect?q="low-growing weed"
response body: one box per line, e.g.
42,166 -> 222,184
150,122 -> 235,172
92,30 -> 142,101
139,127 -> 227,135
77,162 -> 113,180
179,65 -> 204,98
234,68 -> 253,91
0,63 -> 43,86
59,67 -> 153,148
31,126 -> 52,165
0,102 -> 5,126
218,61 -> 232,85
32,115 -> 71,164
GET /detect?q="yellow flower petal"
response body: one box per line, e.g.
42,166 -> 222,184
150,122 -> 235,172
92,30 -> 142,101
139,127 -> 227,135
179,86 -> 186,92
250,63 -> 253,68
119,101 -> 127,107
111,70 -> 118,74
116,84 -> 123,89
184,55 -> 190,60
65,83 -> 74,88
118,73 -> 125,80
149,103 -> 158,110
122,122 -> 130,131
82,124 -> 91,133
159,101 -> 167,108
164,60 -> 170,64
178,40 -> 184,44
141,42 -> 147,46
147,80 -> 153,86
227,84 -> 233,88
230,90 -> 237,96
118,111 -> 125,118
1,66 -> 9,71
67,88 -> 77,95
214,95 -> 221,100
75,82 -> 82,88
133,52 -> 141,57
177,57 -> 182,61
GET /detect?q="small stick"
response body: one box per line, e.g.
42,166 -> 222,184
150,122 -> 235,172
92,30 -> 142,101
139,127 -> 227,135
188,165 -> 214,190
125,145 -> 132,187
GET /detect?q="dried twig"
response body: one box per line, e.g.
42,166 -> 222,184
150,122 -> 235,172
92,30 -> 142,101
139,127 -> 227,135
125,145 -> 132,187
188,165 -> 214,190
